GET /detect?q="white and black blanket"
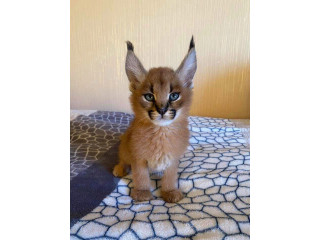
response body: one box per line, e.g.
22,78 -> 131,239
70,111 -> 250,240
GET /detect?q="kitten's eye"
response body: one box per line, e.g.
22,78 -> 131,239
169,92 -> 180,101
144,93 -> 154,101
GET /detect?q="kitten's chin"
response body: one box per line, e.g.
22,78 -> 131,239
152,119 -> 174,126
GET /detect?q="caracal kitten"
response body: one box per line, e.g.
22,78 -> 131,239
113,37 -> 197,203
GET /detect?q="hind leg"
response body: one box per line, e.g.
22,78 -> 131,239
113,161 -> 130,177
113,136 -> 131,177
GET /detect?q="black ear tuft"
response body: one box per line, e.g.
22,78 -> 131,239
189,36 -> 195,51
176,36 -> 197,88
126,41 -> 134,51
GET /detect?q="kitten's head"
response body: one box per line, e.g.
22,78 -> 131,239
125,37 -> 197,126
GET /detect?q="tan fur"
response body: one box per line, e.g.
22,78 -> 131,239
113,39 -> 197,203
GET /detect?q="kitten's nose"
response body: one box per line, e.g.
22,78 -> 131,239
158,108 -> 167,115
156,106 -> 168,116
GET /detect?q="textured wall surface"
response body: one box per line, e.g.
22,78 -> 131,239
71,0 -> 249,118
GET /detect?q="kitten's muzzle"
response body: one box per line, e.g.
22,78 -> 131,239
157,108 -> 167,116
156,104 -> 169,116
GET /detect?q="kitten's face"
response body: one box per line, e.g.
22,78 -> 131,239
125,37 -> 197,126
133,68 -> 192,126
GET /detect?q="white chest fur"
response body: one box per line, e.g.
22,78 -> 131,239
147,153 -> 172,172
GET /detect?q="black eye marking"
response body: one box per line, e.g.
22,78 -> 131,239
144,93 -> 154,102
170,84 -> 173,93
169,92 -> 180,101
150,85 -> 153,93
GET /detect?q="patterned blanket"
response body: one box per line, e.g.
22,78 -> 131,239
70,111 -> 250,239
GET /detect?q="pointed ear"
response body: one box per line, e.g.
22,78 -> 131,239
125,41 -> 147,91
175,36 -> 197,88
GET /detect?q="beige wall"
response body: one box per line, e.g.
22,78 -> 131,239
71,0 -> 250,118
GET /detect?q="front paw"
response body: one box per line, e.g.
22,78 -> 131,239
131,189 -> 154,202
162,189 -> 184,203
